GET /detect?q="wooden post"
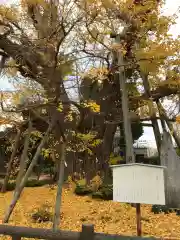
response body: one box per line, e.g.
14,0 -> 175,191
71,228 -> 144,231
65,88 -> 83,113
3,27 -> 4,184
1,128 -> 22,193
12,236 -> 21,240
53,142 -> 66,230
136,203 -> 142,236
115,33 -> 135,164
80,224 -> 94,240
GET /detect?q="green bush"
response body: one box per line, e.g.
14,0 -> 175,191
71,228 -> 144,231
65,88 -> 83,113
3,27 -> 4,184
26,179 -> 52,187
0,179 -> 53,192
151,205 -> 174,214
138,156 -> 160,165
6,181 -> 16,191
74,184 -> 92,196
109,155 -> 123,165
176,209 -> 180,216
98,184 -> 113,200
31,204 -> 53,223
74,181 -> 113,200
92,191 -> 104,199
92,184 -> 113,200
147,156 -> 160,165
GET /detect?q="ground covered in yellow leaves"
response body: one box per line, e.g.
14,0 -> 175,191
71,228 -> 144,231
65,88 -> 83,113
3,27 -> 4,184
0,186 -> 180,239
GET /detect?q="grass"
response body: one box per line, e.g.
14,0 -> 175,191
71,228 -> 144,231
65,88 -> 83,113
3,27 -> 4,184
0,185 -> 180,239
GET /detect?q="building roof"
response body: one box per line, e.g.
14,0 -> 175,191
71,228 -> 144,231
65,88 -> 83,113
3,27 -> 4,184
110,163 -> 166,169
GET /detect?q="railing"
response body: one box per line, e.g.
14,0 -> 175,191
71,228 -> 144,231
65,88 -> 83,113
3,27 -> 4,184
0,224 -> 158,240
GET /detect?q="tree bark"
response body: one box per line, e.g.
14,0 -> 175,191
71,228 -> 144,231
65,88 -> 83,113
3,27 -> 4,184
85,151 -> 91,185
15,120 -> 32,192
157,101 -> 180,148
3,123 -> 53,223
53,142 -> 66,230
161,131 -> 180,208
1,128 -> 22,193
100,123 -> 117,183
155,100 -> 167,136
140,73 -> 162,155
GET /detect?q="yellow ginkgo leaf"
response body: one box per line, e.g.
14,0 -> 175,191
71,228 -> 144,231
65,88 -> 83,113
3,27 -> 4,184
84,101 -> 100,112
176,115 -> 180,124
102,0 -> 114,9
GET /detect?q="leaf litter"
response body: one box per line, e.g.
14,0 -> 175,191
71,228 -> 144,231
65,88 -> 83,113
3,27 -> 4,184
0,186 -> 180,239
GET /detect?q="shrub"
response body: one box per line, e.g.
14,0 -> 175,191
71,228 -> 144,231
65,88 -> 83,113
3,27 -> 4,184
151,205 -> 173,214
74,184 -> 92,196
0,179 -> 52,192
31,204 -> 53,223
42,167 -> 53,175
109,155 -> 123,165
6,181 -> 16,191
26,179 -> 52,187
147,156 -> 160,165
92,184 -> 113,200
176,209 -> 180,216
0,181 -> 17,191
138,156 -> 160,165
92,191 -> 104,199
90,175 -> 102,192
76,178 -> 86,185
74,179 -> 113,200
99,184 -> 113,200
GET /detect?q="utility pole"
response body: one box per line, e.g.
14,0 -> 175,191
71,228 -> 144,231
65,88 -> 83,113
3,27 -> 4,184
111,33 -> 135,163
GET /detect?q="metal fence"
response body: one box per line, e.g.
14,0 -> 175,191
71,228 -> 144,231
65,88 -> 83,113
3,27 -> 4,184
0,224 -> 158,240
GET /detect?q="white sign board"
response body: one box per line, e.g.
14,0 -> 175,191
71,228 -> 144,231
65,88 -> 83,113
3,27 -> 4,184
111,163 -> 166,205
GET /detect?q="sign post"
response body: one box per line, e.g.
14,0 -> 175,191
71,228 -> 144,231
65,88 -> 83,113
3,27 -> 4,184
136,203 -> 141,236
110,163 -> 166,237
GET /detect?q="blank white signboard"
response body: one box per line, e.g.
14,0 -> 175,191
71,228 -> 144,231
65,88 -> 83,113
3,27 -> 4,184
111,163 -> 166,205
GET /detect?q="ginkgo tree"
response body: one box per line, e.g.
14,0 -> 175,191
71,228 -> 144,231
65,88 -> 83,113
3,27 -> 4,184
0,0 -> 98,227
0,0 -> 180,229
78,0 -> 180,151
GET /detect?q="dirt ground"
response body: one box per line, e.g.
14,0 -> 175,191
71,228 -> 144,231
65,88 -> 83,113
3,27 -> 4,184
0,186 -> 180,239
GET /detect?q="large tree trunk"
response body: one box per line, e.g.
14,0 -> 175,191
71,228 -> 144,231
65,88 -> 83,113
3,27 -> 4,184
1,128 -> 22,193
157,101 -> 180,149
53,142 -> 66,230
15,120 -> 32,191
85,151 -> 91,185
141,73 -> 162,156
99,123 -> 117,183
165,119 -> 180,149
3,123 -> 53,223
161,131 -> 180,208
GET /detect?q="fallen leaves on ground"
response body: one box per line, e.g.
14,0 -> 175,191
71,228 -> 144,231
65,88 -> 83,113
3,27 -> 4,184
0,186 -> 180,239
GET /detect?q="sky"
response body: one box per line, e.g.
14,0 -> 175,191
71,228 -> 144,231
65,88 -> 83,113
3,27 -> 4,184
0,0 -> 180,147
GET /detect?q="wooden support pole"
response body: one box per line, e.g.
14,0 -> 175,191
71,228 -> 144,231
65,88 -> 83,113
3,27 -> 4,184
12,236 -> 21,240
1,128 -> 22,193
115,34 -> 135,163
53,142 -> 66,230
3,123 -> 53,223
80,224 -> 94,240
136,203 -> 142,236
